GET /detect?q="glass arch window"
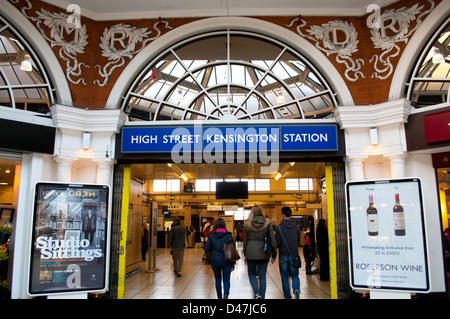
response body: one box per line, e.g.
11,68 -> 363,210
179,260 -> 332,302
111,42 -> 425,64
407,21 -> 450,107
123,31 -> 337,121
0,16 -> 54,113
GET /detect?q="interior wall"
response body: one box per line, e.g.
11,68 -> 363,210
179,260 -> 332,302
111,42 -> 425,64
0,185 -> 14,204
125,179 -> 146,274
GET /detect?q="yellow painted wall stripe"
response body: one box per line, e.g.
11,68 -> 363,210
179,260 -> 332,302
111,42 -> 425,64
440,188 -> 449,230
325,165 -> 338,299
117,166 -> 131,299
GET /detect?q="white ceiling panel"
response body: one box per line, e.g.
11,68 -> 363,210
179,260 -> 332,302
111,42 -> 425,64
43,0 -> 399,20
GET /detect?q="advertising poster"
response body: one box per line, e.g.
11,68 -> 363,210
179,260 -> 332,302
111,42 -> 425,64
346,178 -> 429,292
28,183 -> 109,295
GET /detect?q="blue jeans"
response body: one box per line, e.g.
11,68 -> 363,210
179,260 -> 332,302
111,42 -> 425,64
247,259 -> 269,298
279,255 -> 300,299
210,260 -> 233,299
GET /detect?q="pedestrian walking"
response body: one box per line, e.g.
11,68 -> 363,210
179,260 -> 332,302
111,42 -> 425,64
204,218 -> 236,299
243,205 -> 277,299
169,217 -> 187,277
275,206 -> 301,299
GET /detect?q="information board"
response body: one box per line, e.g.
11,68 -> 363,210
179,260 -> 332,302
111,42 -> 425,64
345,178 -> 429,292
28,182 -> 109,296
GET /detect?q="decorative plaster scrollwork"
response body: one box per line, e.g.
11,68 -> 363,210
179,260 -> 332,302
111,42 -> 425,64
369,1 -> 435,80
10,0 -> 90,85
287,18 -> 365,82
94,20 -> 173,87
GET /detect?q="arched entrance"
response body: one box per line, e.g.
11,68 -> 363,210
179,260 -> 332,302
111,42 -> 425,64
108,17 -> 351,299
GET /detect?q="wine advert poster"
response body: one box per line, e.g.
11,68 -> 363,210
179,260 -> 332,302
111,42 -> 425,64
28,182 -> 109,295
346,178 -> 430,292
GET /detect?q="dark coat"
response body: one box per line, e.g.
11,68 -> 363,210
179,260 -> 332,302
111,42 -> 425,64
169,224 -> 187,248
204,230 -> 235,261
303,244 -> 313,262
275,219 -> 301,257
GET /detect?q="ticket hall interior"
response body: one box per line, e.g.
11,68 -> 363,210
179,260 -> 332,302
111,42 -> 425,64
121,161 -> 335,299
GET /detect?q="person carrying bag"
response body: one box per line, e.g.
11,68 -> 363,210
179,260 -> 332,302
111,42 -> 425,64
204,218 -> 236,299
243,205 -> 277,299
275,207 -> 301,299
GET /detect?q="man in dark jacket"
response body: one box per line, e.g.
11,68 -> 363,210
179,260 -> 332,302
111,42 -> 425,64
170,218 -> 187,277
275,207 -> 301,299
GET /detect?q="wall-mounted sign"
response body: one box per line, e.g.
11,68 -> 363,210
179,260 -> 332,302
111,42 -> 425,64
28,182 -> 109,296
345,178 -> 429,292
167,204 -> 183,210
424,109 -> 450,144
121,124 -> 338,153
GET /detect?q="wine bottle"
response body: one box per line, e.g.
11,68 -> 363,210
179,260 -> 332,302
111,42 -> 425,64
367,194 -> 378,236
393,193 -> 406,236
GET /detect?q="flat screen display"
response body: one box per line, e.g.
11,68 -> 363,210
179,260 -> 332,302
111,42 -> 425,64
29,182 -> 109,296
215,181 -> 248,199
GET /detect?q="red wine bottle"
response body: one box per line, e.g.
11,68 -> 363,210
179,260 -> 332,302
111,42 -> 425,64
367,194 -> 378,236
393,193 -> 406,236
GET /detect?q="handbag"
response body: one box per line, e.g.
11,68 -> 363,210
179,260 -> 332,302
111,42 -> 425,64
263,225 -> 273,255
278,226 -> 301,269
223,242 -> 240,262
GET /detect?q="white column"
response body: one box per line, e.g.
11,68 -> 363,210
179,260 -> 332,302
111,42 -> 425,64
347,157 -> 365,181
96,160 -> 114,185
55,157 -> 74,182
389,154 -> 406,178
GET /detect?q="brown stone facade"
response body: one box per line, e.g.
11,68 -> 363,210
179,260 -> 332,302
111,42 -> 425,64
7,0 -> 441,109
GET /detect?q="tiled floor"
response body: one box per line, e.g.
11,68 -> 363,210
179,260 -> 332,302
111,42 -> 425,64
125,243 -> 330,299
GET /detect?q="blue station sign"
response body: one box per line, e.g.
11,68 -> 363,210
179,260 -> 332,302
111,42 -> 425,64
121,124 -> 338,153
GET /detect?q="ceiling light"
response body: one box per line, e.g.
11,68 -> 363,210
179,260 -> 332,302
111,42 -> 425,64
176,89 -> 184,102
168,163 -> 190,181
82,132 -> 91,150
273,163 -> 294,181
432,47 -> 445,64
276,92 -> 285,104
369,128 -> 378,145
20,54 -> 32,72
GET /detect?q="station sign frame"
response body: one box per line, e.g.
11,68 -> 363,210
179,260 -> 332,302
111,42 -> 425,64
120,123 -> 339,153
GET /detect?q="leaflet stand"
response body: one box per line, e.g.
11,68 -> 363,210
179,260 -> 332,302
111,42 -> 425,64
370,290 -> 411,299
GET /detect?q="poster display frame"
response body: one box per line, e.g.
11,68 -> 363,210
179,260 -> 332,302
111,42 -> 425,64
345,177 -> 430,293
28,182 -> 110,296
